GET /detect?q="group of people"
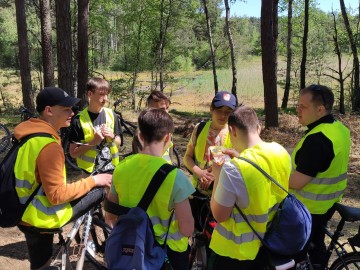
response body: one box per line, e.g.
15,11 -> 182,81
13,78 -> 350,270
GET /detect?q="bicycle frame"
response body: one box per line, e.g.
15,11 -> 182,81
319,203 -> 360,270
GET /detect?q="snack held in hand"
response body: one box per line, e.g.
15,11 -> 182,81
209,146 -> 231,165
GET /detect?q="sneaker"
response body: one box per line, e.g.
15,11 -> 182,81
86,240 -> 96,258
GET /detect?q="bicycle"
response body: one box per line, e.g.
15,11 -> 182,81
188,194 -> 216,270
49,166 -> 114,270
302,202 -> 360,270
0,106 -> 35,154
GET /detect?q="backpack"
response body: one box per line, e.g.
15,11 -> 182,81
235,157 -> 312,256
0,133 -> 51,228
105,163 -> 176,270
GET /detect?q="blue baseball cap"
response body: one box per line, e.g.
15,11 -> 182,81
212,91 -> 237,109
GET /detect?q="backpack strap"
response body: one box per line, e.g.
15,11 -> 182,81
16,133 -> 52,208
234,156 -> 288,245
137,163 -> 176,211
104,163 -> 176,215
237,157 -> 288,194
194,120 -> 206,147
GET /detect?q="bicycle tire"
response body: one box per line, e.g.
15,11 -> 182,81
0,123 -> 11,153
83,211 -> 111,269
171,147 -> 181,168
188,234 -> 208,270
63,138 -> 81,171
329,252 -> 360,270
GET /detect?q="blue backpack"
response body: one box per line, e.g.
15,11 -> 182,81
235,157 -> 312,256
105,163 -> 176,270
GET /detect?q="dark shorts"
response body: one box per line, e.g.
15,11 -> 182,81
18,187 -> 106,269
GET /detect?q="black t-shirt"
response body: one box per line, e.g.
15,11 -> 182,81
294,114 -> 335,177
69,109 -> 121,144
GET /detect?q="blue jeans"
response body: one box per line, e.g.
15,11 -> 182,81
18,188 -> 106,269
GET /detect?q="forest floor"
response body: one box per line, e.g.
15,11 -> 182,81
0,90 -> 359,269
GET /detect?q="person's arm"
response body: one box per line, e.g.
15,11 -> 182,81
105,191 -> 119,228
183,127 -> 214,188
290,132 -> 333,190
37,142 -> 111,205
174,199 -> 194,237
69,118 -> 104,158
289,171 -> 313,189
69,131 -> 103,158
210,163 -> 233,223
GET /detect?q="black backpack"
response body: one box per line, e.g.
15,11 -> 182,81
0,133 -> 51,228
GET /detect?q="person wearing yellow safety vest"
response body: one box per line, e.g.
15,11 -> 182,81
105,109 -> 195,270
289,85 -> 350,270
209,106 -> 292,269
69,78 -> 122,175
183,91 -> 236,232
132,90 -> 175,164
15,87 -> 112,270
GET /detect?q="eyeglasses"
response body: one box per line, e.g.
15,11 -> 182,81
309,84 -> 326,108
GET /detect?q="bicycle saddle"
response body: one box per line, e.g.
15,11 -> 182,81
334,203 -> 360,222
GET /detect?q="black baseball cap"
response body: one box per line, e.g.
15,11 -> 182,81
212,91 -> 237,109
36,87 -> 81,113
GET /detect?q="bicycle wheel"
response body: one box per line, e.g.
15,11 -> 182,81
63,138 -> 81,171
170,147 -> 181,168
330,252 -> 360,270
0,123 -> 11,153
188,234 -> 208,270
83,209 -> 111,270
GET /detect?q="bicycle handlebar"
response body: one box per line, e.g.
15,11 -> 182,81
113,98 -> 124,108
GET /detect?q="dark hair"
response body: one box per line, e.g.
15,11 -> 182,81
228,106 -> 259,133
138,108 -> 174,143
146,91 -> 170,107
86,77 -> 111,94
301,84 -> 334,113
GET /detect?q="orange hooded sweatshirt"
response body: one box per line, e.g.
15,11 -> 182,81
14,118 -> 96,206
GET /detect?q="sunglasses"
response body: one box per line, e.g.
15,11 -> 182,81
309,84 -> 326,107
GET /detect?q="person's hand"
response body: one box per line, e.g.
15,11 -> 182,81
223,148 -> 239,158
101,125 -> 114,140
197,167 -> 214,190
93,173 -> 112,188
211,162 -> 222,181
92,130 -> 104,145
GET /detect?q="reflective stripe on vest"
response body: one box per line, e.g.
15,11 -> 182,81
113,154 -> 188,252
162,141 -> 173,164
290,121 -> 350,214
210,142 -> 291,260
192,121 -> 232,186
77,107 -> 119,173
15,136 -> 72,228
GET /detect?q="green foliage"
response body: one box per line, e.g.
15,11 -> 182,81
0,4 -> 18,68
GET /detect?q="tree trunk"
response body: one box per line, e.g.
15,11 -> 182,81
261,0 -> 278,128
300,0 -> 309,89
159,0 -> 172,92
224,0 -> 237,98
202,0 -> 218,93
331,12 -> 345,114
340,0 -> 360,112
15,0 -> 34,112
40,0 -> 54,87
281,0 -> 293,109
77,0 -> 89,108
55,0 -> 74,95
